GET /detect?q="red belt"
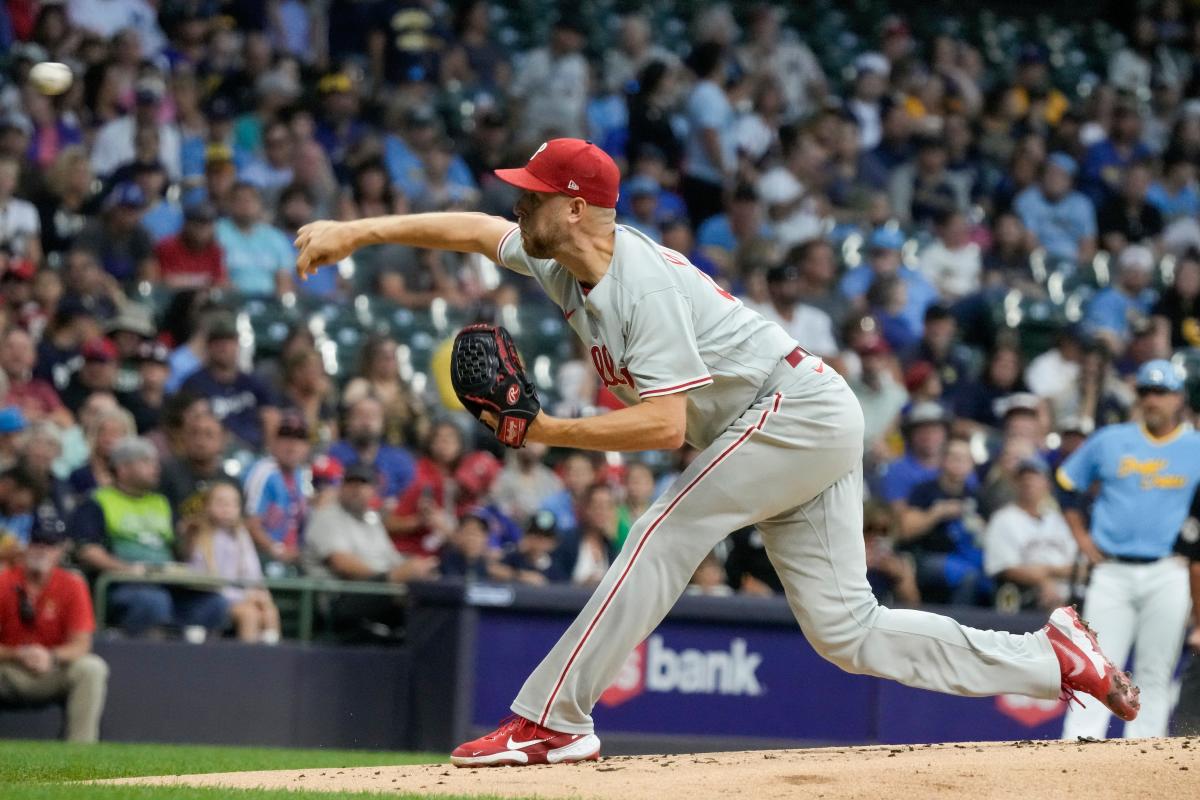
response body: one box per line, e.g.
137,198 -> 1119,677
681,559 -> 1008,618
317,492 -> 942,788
784,345 -> 812,368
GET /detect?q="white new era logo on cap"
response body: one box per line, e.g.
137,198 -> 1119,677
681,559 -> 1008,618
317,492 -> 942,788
567,180 -> 579,191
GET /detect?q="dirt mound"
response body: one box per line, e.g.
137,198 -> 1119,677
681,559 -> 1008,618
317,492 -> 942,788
106,737 -> 1199,799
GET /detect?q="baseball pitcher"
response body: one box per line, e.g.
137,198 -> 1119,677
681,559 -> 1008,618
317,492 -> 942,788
295,139 -> 1139,767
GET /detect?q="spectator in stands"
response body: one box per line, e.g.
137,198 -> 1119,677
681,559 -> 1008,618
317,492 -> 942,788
20,421 -> 71,521
328,395 -> 415,499
880,401 -> 950,508
687,552 -> 734,597
954,342 -> 1027,430
847,52 -> 890,151
510,18 -> 588,140
615,462 -> 657,551
1146,150 -> 1198,222
302,463 -> 438,638
278,349 -> 337,447
0,156 -> 42,265
34,147 -> 95,262
74,183 -> 157,287
243,412 -> 310,569
744,263 -> 838,359
501,510 -> 567,585
215,182 -> 295,297
1025,327 -> 1086,408
984,455 -> 1077,611
0,466 -> 39,557
90,77 -> 181,181
981,212 -> 1039,296
0,517 -> 109,742
117,341 -> 169,435
724,526 -> 782,596
839,227 -> 938,337
158,410 -> 232,523
440,513 -> 508,582
391,421 -> 470,556
104,307 -> 154,396
1081,103 -> 1152,206
59,249 -> 119,322
71,436 -> 228,637
863,500 -> 920,606
1014,153 -> 1097,265
342,334 -> 428,447
154,200 -> 227,290
490,441 -> 562,528
239,120 -> 294,205
1084,244 -> 1158,352
850,335 -> 907,464
1,326 -> 72,428
917,210 -> 981,302
180,313 -> 278,451
67,405 -> 135,496
539,451 -> 598,537
0,406 -> 26,473
1152,251 -> 1200,349
185,482 -> 280,644
888,135 -> 970,228
1098,162 -> 1165,254
570,484 -> 619,587
681,41 -> 735,225
899,436 -> 989,605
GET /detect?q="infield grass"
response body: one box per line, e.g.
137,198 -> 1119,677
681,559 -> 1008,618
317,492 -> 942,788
1,739 -> 520,800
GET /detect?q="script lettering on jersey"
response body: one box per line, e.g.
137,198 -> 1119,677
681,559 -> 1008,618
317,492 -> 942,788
590,345 -> 634,390
658,246 -> 734,301
1116,455 -> 1187,489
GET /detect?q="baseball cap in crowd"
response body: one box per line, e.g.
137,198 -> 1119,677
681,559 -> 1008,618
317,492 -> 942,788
81,338 -> 118,362
1135,359 -> 1185,393
184,199 -> 218,223
758,168 -> 804,206
527,509 -> 558,538
106,306 -> 155,338
1015,455 -> 1050,476
903,361 -> 936,394
318,71 -> 354,94
277,412 -> 309,440
344,462 -> 378,484
1117,244 -> 1155,273
494,139 -> 621,209
109,436 -> 158,467
855,334 -> 891,357
854,52 -> 890,78
625,175 -> 660,198
903,401 -> 950,430
205,142 -> 235,166
311,454 -> 344,486
1046,152 -> 1078,177
29,515 -> 68,547
0,406 -> 27,434
868,227 -> 905,252
455,451 -> 502,496
206,313 -> 239,341
104,182 -> 147,211
996,392 -> 1041,419
136,341 -> 170,365
1056,415 -> 1093,436
134,76 -> 166,105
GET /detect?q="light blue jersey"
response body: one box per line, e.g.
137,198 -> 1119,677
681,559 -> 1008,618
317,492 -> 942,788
1058,422 -> 1200,559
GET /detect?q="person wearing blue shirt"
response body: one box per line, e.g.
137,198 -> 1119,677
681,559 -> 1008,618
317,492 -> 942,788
1057,360 -> 1200,740
681,42 -> 735,225
384,107 -> 477,206
215,182 -> 296,296
879,401 -> 950,506
326,396 -> 415,500
1013,153 -> 1097,265
1146,151 -> 1199,222
243,413 -> 310,567
1080,105 -> 1152,206
1082,244 -> 1158,351
839,227 -> 938,336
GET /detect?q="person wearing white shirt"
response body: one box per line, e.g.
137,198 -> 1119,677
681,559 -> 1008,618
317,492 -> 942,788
90,79 -> 181,181
984,456 -> 1078,610
69,0 -> 167,56
745,263 -> 839,358
918,210 -> 981,301
510,20 -> 590,140
0,156 -> 41,264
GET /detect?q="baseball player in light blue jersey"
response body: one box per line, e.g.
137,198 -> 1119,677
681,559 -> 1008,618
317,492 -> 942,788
1058,359 -> 1200,738
297,139 -> 1140,767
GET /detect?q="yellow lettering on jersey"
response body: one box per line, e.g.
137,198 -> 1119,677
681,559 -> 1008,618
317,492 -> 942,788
1117,456 -> 1168,477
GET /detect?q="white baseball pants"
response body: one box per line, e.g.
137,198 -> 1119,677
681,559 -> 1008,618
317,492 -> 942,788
1061,558 -> 1191,739
511,359 -> 1062,734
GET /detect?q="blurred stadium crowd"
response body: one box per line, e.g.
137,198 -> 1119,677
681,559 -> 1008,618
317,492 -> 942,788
0,0 -> 1199,644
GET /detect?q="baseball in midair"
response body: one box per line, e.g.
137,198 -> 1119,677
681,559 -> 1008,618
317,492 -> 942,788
29,62 -> 73,96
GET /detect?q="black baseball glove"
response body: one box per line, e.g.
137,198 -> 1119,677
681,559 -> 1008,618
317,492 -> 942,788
450,323 -> 541,447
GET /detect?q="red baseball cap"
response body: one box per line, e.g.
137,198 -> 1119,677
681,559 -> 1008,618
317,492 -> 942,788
494,139 -> 620,208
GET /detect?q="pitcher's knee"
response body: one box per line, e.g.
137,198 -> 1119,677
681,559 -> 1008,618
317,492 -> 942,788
802,605 -> 878,674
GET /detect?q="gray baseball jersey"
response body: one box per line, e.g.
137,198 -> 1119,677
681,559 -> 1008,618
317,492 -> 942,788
493,220 -> 1063,736
497,223 -> 796,449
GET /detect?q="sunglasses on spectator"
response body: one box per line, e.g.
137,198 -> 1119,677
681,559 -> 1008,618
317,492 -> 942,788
16,587 -> 34,626
1136,387 -> 1173,397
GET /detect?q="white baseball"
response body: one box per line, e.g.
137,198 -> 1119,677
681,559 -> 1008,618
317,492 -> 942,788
29,62 -> 73,96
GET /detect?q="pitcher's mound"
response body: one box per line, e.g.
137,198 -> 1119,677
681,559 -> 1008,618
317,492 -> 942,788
106,737 -> 1198,799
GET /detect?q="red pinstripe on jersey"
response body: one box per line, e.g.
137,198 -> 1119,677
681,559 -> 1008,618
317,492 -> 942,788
537,392 -> 784,727
637,375 -> 714,398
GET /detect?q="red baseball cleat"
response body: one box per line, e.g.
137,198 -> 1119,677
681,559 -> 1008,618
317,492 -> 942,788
1044,606 -> 1140,722
450,715 -> 601,767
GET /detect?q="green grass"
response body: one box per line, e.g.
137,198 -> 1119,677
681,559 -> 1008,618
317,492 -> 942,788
1,740 -> 518,800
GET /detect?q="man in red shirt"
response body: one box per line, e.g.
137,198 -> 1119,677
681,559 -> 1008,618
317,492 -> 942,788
154,200 -> 228,289
0,518 -> 108,741
0,327 -> 73,428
